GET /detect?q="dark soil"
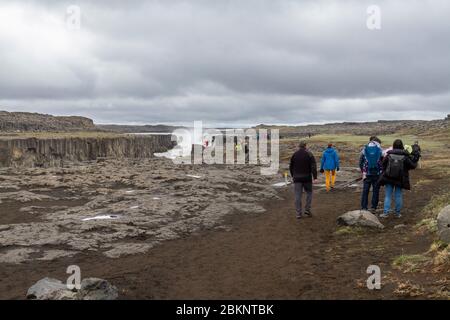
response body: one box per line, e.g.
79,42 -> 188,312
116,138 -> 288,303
0,167 -> 446,299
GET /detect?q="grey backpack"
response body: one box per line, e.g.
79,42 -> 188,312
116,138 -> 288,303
386,154 -> 405,178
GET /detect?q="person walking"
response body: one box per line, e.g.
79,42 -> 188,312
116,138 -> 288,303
359,136 -> 383,212
320,143 -> 340,192
289,141 -> 318,219
413,140 -> 422,168
378,139 -> 418,218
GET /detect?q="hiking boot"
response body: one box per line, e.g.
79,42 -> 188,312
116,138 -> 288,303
296,214 -> 303,219
304,211 -> 312,217
379,213 -> 390,219
395,213 -> 402,219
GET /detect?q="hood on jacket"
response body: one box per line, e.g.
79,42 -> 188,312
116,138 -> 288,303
361,141 -> 381,155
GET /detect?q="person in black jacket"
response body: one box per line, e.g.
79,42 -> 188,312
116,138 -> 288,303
378,139 -> 418,218
289,141 -> 318,219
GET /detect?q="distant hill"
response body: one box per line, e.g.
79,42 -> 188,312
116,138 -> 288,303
0,111 -> 96,132
97,124 -> 183,133
255,117 -> 449,137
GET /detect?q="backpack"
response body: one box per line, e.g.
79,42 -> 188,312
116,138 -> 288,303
364,144 -> 382,175
385,154 -> 405,178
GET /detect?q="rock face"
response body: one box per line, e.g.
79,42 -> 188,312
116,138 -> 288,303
337,210 -> 385,229
0,135 -> 174,167
437,205 -> 450,243
27,277 -> 118,300
0,111 -> 96,132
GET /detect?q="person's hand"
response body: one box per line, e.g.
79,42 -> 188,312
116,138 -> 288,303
320,169 -> 324,173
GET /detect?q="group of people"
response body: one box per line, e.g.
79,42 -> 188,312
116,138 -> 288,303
289,137 -> 421,219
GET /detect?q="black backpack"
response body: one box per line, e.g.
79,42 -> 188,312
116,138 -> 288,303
385,154 -> 405,178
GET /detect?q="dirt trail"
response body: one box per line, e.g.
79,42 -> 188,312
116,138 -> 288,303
0,168 -> 442,300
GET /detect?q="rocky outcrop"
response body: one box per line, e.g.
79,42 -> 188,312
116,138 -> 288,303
437,205 -> 450,243
0,111 -> 96,132
337,210 -> 385,229
0,135 -> 174,167
26,277 -> 118,300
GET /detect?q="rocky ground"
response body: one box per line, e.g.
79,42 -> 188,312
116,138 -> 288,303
0,130 -> 448,299
0,158 -> 290,264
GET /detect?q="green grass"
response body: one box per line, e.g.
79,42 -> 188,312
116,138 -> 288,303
334,226 -> 364,236
421,192 -> 450,218
392,254 -> 429,272
416,218 -> 438,233
308,133 -> 444,151
0,131 -> 133,140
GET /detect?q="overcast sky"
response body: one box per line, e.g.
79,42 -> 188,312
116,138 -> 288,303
0,0 -> 449,126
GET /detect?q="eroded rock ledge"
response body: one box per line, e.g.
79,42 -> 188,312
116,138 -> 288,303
0,134 -> 174,167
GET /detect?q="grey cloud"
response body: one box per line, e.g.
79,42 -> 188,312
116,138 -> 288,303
0,0 -> 449,125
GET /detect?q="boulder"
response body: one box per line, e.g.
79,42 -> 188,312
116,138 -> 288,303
78,278 -> 119,300
337,210 -> 384,229
437,205 -> 450,243
27,277 -> 118,300
26,277 -> 77,300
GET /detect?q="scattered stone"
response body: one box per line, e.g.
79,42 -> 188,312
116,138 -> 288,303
78,278 -> 119,300
337,210 -> 385,229
26,278 -> 77,300
0,248 -> 39,264
26,277 -> 118,300
437,205 -> 450,243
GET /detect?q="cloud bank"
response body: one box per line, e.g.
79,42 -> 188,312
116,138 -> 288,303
1,0 -> 449,126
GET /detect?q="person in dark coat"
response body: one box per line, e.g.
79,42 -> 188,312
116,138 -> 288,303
289,141 -> 318,219
378,139 -> 418,218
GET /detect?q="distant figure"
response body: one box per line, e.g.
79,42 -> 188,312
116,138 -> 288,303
412,141 -> 422,168
378,139 -> 418,219
289,141 -> 318,219
359,136 -> 383,212
308,132 -> 312,138
320,143 -> 340,192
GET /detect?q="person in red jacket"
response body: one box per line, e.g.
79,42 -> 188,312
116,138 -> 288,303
289,141 -> 318,219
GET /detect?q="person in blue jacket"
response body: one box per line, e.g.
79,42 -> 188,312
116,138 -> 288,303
320,143 -> 340,191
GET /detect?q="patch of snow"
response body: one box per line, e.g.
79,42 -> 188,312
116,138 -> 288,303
186,174 -> 202,179
82,215 -> 121,221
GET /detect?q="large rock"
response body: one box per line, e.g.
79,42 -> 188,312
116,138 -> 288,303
26,278 -> 77,300
337,210 -> 385,229
437,205 -> 450,243
26,277 -> 118,300
78,278 -> 119,300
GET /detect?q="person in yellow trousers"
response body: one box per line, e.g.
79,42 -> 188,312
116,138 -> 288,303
320,143 -> 340,192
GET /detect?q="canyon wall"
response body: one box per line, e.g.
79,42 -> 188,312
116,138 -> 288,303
0,135 -> 174,168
